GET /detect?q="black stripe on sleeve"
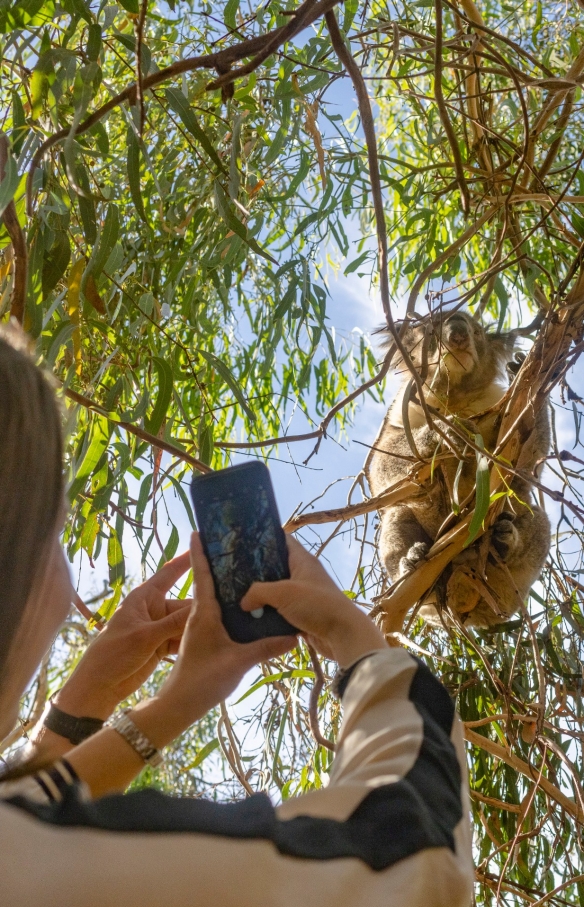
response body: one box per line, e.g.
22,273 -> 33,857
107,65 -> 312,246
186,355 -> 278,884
46,760 -> 80,799
5,660 -> 462,872
59,758 -> 80,784
32,773 -> 57,803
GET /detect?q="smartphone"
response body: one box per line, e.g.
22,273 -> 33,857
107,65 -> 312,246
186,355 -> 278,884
190,461 -> 298,643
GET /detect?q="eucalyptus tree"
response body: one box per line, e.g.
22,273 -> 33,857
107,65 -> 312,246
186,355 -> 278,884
3,1 -> 584,903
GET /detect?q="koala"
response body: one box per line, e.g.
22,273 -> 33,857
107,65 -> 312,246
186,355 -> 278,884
365,310 -> 551,628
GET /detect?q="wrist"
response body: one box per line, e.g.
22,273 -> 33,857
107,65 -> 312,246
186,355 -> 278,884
54,682 -> 119,722
128,694 -> 196,751
40,700 -> 105,746
328,610 -> 387,668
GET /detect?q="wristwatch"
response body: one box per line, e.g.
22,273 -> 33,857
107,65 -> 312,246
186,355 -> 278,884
43,701 -> 105,745
109,709 -> 164,768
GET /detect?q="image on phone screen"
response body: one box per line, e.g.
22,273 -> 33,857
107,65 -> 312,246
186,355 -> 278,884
203,485 -> 285,608
191,461 -> 298,643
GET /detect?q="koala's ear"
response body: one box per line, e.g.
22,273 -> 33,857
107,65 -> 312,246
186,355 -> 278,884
373,320 -> 419,366
486,330 -> 517,367
373,319 -> 410,345
372,323 -> 393,350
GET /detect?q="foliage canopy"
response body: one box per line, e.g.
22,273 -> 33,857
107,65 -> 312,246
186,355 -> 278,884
3,0 -> 584,903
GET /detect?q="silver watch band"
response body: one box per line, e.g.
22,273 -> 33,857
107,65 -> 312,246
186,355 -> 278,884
110,710 -> 164,768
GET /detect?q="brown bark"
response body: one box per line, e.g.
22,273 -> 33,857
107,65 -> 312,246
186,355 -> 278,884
0,133 -> 27,324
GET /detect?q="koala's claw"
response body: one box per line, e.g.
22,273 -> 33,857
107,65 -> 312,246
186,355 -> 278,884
506,351 -> 526,385
491,512 -> 519,561
399,542 -> 429,576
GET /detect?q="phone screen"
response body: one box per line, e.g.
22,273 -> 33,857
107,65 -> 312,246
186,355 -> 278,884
190,462 -> 298,643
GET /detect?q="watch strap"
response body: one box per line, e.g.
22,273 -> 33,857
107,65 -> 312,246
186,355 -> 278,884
109,710 -> 164,768
43,702 -> 105,745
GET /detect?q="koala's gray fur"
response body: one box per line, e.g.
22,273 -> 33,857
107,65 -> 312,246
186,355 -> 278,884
365,311 -> 551,628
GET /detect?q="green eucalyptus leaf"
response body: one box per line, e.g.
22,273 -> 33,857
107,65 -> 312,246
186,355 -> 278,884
224,0 -> 240,29
76,161 -> 97,245
0,153 -> 20,218
165,87 -> 226,173
42,231 -> 71,295
118,0 -> 139,13
464,437 -> 491,547
126,127 -> 148,223
145,356 -> 174,435
81,202 -> 119,294
197,347 -> 255,421
68,415 -> 112,502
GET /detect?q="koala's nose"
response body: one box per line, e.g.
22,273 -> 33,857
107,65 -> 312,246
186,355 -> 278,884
445,321 -> 470,349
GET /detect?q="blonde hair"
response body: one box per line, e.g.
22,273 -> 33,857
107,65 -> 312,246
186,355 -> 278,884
0,323 -> 63,688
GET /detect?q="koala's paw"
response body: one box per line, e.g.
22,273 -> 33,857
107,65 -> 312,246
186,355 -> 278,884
399,542 -> 429,576
491,512 -> 519,561
506,351 -> 526,385
442,416 -> 478,455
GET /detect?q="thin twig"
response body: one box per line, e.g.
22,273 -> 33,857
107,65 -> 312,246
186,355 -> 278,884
434,0 -> 470,214
135,0 -> 149,134
306,642 -> 335,752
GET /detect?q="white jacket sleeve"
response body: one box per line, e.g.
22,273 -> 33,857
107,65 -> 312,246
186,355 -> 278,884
0,648 -> 473,907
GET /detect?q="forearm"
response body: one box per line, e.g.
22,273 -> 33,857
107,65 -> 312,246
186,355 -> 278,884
65,726 -> 148,797
327,610 -> 388,668
26,724 -> 74,765
26,680 -> 120,766
65,692 -> 207,798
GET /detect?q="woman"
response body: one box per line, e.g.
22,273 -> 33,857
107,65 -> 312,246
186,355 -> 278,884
0,326 -> 473,906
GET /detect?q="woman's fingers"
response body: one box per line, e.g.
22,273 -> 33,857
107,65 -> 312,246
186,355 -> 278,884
165,598 -> 193,613
189,532 -> 217,602
285,534 -> 311,563
148,550 -> 192,593
147,605 -> 191,650
240,580 -> 295,612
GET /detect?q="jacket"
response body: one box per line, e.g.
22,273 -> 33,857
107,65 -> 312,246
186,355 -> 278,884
0,648 -> 473,906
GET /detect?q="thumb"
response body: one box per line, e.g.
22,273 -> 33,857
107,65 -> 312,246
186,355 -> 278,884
241,580 -> 296,613
243,634 -> 298,666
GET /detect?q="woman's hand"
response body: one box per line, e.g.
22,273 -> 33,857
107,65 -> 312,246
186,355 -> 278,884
66,533 -> 297,797
130,533 -> 298,746
65,533 -> 380,799
53,552 -> 193,722
240,536 -> 387,668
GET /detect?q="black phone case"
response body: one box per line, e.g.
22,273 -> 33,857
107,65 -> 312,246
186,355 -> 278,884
190,462 -> 298,643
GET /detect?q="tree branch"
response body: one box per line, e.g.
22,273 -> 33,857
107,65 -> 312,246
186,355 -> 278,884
434,0 -> 470,214
26,0 -> 344,213
284,466 -> 431,531
0,133 -> 27,324
306,642 -> 335,752
64,386 -> 211,474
